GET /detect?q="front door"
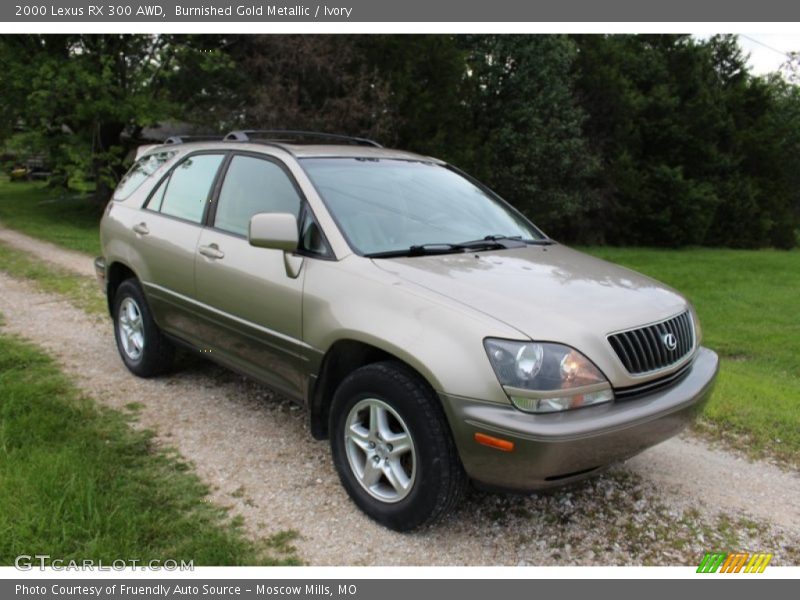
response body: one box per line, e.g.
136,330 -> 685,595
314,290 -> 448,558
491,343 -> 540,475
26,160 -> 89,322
194,153 -> 307,399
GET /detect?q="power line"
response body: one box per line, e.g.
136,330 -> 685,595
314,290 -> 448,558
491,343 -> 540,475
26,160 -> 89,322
739,34 -> 795,60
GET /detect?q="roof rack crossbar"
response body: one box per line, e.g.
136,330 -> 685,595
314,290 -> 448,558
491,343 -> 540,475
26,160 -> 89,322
223,129 -> 382,148
163,135 -> 227,145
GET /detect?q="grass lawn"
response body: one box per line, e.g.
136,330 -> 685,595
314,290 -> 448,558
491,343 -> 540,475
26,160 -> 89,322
0,179 -> 797,465
587,247 -> 800,465
0,330 -> 299,566
0,178 -> 100,255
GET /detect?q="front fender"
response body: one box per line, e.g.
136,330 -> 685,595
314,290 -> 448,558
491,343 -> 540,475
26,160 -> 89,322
302,256 -> 523,405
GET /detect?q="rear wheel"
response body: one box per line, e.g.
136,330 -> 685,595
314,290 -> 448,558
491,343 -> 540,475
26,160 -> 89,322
330,361 -> 467,531
113,279 -> 175,377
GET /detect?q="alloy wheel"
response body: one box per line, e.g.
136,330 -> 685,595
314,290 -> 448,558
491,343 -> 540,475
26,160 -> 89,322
344,398 -> 417,503
118,296 -> 145,361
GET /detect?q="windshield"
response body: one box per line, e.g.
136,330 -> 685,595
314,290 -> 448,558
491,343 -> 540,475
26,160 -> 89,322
300,158 -> 544,256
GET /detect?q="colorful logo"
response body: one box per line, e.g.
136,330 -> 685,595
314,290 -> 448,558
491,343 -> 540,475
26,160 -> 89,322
697,552 -> 772,573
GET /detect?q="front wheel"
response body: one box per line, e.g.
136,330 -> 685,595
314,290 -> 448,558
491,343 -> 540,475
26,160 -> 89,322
330,362 -> 467,531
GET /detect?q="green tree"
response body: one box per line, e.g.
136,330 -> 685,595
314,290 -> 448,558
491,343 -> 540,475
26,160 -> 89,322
0,35 -> 237,206
462,35 -> 599,241
359,35 -> 474,165
751,76 -> 800,248
223,35 -> 391,140
572,35 -> 723,246
572,34 -> 799,248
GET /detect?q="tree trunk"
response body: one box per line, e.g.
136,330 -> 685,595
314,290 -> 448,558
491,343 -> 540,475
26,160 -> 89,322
91,121 -> 125,209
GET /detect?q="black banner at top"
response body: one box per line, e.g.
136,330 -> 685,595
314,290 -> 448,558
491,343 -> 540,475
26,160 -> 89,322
3,0 -> 800,22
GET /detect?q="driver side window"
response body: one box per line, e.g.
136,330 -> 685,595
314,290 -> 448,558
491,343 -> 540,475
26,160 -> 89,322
214,155 -> 302,237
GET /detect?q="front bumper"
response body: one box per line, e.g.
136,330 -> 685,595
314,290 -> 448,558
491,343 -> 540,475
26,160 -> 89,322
440,346 -> 719,491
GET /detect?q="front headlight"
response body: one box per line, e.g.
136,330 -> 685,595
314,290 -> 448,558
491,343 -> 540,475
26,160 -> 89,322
484,339 -> 614,413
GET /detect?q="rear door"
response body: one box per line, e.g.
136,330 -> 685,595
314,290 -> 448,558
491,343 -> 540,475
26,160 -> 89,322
194,152 -> 308,399
135,152 -> 226,340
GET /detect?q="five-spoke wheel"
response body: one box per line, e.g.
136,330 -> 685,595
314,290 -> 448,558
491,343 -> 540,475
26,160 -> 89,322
344,398 -> 416,503
113,279 -> 174,377
117,297 -> 145,361
330,361 -> 467,531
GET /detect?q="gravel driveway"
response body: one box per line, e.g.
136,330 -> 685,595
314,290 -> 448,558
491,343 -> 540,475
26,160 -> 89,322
0,229 -> 798,566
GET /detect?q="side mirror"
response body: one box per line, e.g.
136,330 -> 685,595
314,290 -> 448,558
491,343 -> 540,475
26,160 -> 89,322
248,213 -> 298,252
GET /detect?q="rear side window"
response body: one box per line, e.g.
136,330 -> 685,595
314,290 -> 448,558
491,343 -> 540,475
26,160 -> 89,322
213,155 -> 302,236
157,154 -> 225,224
114,151 -> 175,200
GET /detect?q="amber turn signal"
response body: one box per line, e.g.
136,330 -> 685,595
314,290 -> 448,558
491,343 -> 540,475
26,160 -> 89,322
474,432 -> 515,452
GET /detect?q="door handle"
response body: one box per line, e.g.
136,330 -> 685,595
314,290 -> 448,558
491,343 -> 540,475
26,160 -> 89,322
132,223 -> 149,235
198,244 -> 225,260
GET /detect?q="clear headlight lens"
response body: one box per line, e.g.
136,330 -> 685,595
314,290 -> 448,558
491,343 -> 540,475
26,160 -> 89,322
484,339 -> 614,413
515,343 -> 544,381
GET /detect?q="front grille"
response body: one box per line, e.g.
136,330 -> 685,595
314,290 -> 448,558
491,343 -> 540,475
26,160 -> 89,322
614,360 -> 692,400
608,311 -> 695,375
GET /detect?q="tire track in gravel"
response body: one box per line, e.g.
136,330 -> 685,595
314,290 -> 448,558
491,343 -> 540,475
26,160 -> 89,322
0,229 -> 798,565
0,224 -> 95,277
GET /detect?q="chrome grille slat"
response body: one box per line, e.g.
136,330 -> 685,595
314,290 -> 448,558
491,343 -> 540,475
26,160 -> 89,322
644,325 -> 664,367
622,333 -> 643,373
678,315 -> 689,355
676,313 -> 687,356
608,311 -> 695,375
609,336 -> 633,371
635,329 -> 656,372
669,317 -> 681,355
626,331 -> 647,372
681,313 -> 692,355
615,335 -> 639,372
678,316 -> 686,355
654,322 -> 669,365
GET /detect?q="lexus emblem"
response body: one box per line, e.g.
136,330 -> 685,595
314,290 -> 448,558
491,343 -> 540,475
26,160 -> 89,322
662,332 -> 678,351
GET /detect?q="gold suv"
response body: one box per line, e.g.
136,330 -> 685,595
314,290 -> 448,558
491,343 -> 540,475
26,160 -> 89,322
96,130 -> 719,531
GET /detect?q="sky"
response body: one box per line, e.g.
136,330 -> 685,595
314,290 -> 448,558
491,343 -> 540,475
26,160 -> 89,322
737,34 -> 799,75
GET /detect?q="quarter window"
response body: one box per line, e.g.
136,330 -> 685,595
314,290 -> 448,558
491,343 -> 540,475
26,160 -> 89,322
299,210 -> 331,257
159,154 -> 225,224
114,151 -> 176,200
214,155 -> 302,236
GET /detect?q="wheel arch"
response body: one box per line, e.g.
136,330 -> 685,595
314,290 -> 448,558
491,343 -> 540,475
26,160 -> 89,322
308,338 -> 441,440
106,261 -> 139,315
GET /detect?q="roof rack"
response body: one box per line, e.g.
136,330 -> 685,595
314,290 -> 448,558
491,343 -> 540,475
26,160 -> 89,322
223,129 -> 382,148
163,135 -> 227,145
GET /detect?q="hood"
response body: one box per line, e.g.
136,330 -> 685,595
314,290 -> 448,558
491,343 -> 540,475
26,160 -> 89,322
371,244 -> 688,347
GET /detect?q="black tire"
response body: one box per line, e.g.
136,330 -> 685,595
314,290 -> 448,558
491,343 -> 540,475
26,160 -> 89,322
112,279 -> 175,377
330,361 -> 467,531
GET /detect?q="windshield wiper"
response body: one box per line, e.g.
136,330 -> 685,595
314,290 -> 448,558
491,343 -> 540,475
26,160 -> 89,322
363,236 -> 555,259
477,234 -> 555,246
483,234 -> 523,241
364,241 -> 505,259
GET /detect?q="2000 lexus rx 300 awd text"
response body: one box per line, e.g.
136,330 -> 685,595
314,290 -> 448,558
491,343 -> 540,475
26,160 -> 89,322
96,130 -> 719,531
